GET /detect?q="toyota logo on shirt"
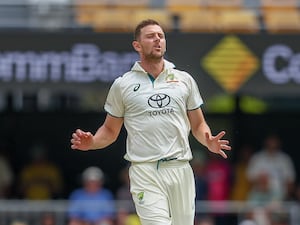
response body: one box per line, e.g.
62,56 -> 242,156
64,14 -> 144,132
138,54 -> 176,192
148,93 -> 171,108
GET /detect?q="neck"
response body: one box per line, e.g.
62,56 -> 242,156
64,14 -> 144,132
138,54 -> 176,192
140,58 -> 164,78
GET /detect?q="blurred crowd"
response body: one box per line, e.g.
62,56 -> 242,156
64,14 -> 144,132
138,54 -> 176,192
192,132 -> 299,225
0,132 -> 299,225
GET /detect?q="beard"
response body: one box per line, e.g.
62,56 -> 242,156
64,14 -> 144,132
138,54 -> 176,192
144,49 -> 165,62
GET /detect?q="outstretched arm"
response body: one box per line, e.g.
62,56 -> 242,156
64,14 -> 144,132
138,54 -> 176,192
70,114 -> 124,151
187,108 -> 231,158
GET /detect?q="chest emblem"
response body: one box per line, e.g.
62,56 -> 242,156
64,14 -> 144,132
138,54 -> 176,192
165,73 -> 178,83
148,93 -> 171,108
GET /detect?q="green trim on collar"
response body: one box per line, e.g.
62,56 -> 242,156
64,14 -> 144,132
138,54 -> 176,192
148,73 -> 155,83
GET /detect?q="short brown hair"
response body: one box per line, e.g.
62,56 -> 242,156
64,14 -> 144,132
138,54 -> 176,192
134,19 -> 160,41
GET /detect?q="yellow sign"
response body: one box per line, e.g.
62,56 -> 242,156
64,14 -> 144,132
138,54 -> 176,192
201,35 -> 259,93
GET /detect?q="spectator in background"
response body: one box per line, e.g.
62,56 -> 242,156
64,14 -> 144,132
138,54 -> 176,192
40,212 -> 56,225
115,210 -> 141,225
191,150 -> 208,202
67,166 -> 115,225
230,144 -> 254,202
238,219 -> 257,225
204,152 -> 232,225
116,165 -> 131,202
0,141 -> 14,198
247,133 -> 296,202
247,171 -> 275,207
205,152 -> 232,202
197,216 -> 215,225
269,207 -> 289,225
18,143 -> 64,200
290,183 -> 300,225
191,150 -> 208,224
246,133 -> 296,225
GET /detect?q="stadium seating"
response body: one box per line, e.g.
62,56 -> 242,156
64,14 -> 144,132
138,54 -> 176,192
262,8 -> 300,33
165,0 -> 202,13
110,0 -> 150,9
74,0 -> 109,26
204,0 -> 243,9
131,9 -> 174,32
72,0 -> 300,33
260,0 -> 298,9
217,9 -> 260,33
92,8 -> 133,32
175,9 -> 217,32
259,0 -> 300,33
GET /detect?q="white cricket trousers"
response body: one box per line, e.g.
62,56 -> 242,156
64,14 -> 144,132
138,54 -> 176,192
129,160 -> 195,225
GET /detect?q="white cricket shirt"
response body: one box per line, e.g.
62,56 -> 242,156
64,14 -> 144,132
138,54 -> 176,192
104,60 -> 203,163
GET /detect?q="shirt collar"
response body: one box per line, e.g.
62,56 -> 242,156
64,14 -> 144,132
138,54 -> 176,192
131,59 -> 175,73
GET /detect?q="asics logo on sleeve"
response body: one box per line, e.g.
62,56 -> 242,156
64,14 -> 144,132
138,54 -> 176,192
133,84 -> 140,91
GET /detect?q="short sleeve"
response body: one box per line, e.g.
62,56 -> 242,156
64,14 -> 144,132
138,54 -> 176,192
104,78 -> 124,117
187,75 -> 203,110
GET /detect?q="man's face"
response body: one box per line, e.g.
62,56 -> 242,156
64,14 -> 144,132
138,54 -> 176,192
265,136 -> 280,154
84,179 -> 101,193
134,24 -> 166,60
